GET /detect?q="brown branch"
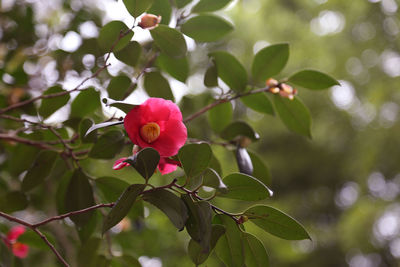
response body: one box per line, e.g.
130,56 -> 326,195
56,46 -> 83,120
0,133 -> 60,151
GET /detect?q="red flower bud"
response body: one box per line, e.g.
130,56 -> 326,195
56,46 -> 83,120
138,14 -> 162,30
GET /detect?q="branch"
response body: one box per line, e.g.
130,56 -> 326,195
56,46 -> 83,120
0,133 -> 59,151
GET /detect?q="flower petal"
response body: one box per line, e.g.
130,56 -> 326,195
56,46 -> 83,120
151,120 -> 187,157
12,242 -> 29,258
7,226 -> 25,242
113,157 -> 129,170
158,158 -> 180,175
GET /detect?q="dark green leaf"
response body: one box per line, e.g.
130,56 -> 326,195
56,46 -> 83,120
236,147 -> 253,175
209,51 -> 248,92
70,88 -> 101,118
144,71 -> 174,101
78,211 -> 99,243
148,0 -> 172,24
111,255 -> 141,267
21,150 -> 58,192
220,121 -> 260,141
156,53 -> 189,82
124,147 -> 160,180
248,151 -> 271,186
244,205 -> 310,240
98,21 -> 134,52
0,191 -> 28,212
202,168 -> 228,193
107,75 -> 132,100
142,188 -> 188,229
18,231 -> 56,250
84,120 -> 124,138
102,184 -> 145,234
80,118 -> 97,143
241,92 -> 274,115
288,69 -> 339,90
77,237 -> 101,267
95,177 -> 130,202
89,130 -> 125,159
178,143 -> 212,178
0,238 -> 12,266
56,172 -> 72,214
273,95 -> 312,138
174,0 -> 192,8
204,64 -> 218,87
150,25 -> 187,58
114,41 -> 142,67
38,85 -> 70,118
242,232 -> 270,267
208,101 -> 232,133
181,15 -> 233,42
123,0 -> 154,17
221,173 -> 271,201
252,43 -> 289,83
192,0 -> 231,13
102,97 -> 137,114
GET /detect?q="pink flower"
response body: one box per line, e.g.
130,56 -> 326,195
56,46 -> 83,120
113,157 -> 129,170
113,156 -> 180,175
124,98 -> 187,157
3,226 -> 29,258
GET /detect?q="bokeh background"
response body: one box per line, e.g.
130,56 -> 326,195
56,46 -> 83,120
1,0 -> 400,266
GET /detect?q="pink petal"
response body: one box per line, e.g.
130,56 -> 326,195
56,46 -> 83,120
12,242 -> 29,258
113,157 -> 129,170
158,158 -> 180,175
7,226 -> 25,242
150,120 -> 187,157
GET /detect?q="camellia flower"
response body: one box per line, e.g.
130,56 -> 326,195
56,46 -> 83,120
124,98 -> 187,157
2,226 -> 29,258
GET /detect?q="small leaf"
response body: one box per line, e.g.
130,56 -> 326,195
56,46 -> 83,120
38,85 -> 70,118
248,151 -> 271,186
221,173 -> 271,201
98,21 -> 134,53
181,15 -> 233,42
150,25 -> 187,58
124,148 -> 160,180
244,205 -> 310,240
252,43 -> 289,83
273,95 -> 312,138
208,101 -> 232,133
204,64 -> 218,87
70,88 -> 101,118
142,188 -> 188,229
0,191 -> 28,213
236,147 -> 253,175
95,177 -> 130,202
102,184 -> 145,234
241,92 -> 274,115
123,0 -> 154,17
220,121 -> 260,141
143,71 -> 174,101
209,51 -> 248,92
288,69 -> 339,90
102,97 -> 137,114
192,0 -> 231,13
148,0 -> 172,25
202,168 -> 228,193
21,150 -> 58,192
156,53 -> 189,82
178,143 -> 212,178
107,75 -> 132,100
89,130 -> 125,159
242,232 -> 270,267
80,118 -> 97,143
114,41 -> 142,67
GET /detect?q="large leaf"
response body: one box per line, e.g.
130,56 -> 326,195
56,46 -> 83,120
21,150 -> 58,192
273,95 -> 312,138
174,0 -> 191,8
70,88 -> 101,118
156,53 -> 189,82
181,15 -> 233,42
123,0 -> 154,17
248,151 -> 271,186
89,130 -> 125,159
107,75 -> 132,100
114,41 -> 142,67
95,176 -> 130,202
192,0 -> 231,13
143,71 -> 174,101
288,69 -> 339,90
204,63 -> 218,87
38,85 -> 70,118
202,168 -> 228,193
242,232 -> 270,267
124,147 -> 160,180
241,92 -> 274,115
209,51 -> 247,92
102,184 -> 145,234
77,237 -> 101,267
0,191 -> 28,213
150,25 -> 187,58
142,188 -> 188,229
220,121 -> 260,141
221,173 -> 271,201
178,143 -> 212,178
208,101 -> 232,133
244,205 -> 310,240
98,21 -> 133,52
102,97 -> 137,114
148,0 -> 172,25
235,147 -> 253,176
252,43 -> 289,83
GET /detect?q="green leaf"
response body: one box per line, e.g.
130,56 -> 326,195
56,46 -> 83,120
209,51 -> 248,92
273,95 -> 312,138
148,0 -> 172,25
174,0 -> 192,8
192,0 -> 231,13
241,92 -> 274,115
144,71 -> 174,101
107,75 -> 132,100
84,120 -> 124,138
70,88 -> 101,118
221,173 -> 271,201
64,169 -> 95,227
214,214 -> 244,267
18,231 -> 56,250
38,85 -> 70,118
204,63 -> 218,87
124,147 -> 160,180
236,147 -> 253,175
77,237 -> 101,267
102,97 -> 137,114
248,151 -> 271,186
0,191 -> 28,212
242,232 -> 270,267
208,101 -> 232,133
244,205 -> 310,240
288,69 -> 339,90
78,211 -> 99,243
252,43 -> 289,83
150,25 -> 187,58
142,188 -> 188,229
181,15 -> 233,42
95,177 -> 130,203
202,168 -> 228,193
111,255 -> 141,267
188,224 -> 226,265
89,130 -> 125,159
178,143 -> 212,178
156,53 -> 189,82
56,172 -> 72,214
21,150 -> 58,192
123,0 -> 154,17
114,41 -> 142,67
98,21 -> 134,53
220,121 -> 260,141
102,184 -> 145,234
79,118 -> 97,143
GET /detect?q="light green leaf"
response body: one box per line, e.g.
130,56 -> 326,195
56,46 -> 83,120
144,71 -> 174,101
220,121 -> 260,141
156,53 -> 189,82
174,0 -> 192,8
107,75 -> 132,100
221,173 -> 271,201
70,88 -> 101,118
202,168 -> 228,193
288,69 -> 339,90
150,25 -> 187,58
192,0 -> 231,13
208,101 -> 233,133
148,0 -> 172,24
89,130 -> 125,159
248,151 -> 271,186
98,21 -> 133,52
38,85 -> 70,118
123,0 -> 154,17
242,232 -> 270,267
241,92 -> 274,115
181,15 -> 233,42
178,143 -> 212,178
114,41 -> 142,67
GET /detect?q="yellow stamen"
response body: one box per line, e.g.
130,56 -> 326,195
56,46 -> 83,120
140,122 -> 161,143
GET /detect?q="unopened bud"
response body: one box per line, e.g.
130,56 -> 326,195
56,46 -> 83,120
238,215 -> 249,224
266,78 -> 279,87
281,83 -> 293,94
239,137 -> 252,148
279,90 -> 290,98
138,14 -> 161,29
269,87 -> 280,94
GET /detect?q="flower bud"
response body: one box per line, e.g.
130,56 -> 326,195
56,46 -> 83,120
138,14 -> 161,30
238,215 -> 249,224
269,87 -> 280,94
281,83 -> 293,94
266,78 -> 279,87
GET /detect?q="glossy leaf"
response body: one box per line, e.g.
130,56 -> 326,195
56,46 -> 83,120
89,130 -> 125,159
245,205 -> 310,240
202,168 -> 228,193
241,92 -> 274,115
288,69 -> 339,90
102,184 -> 145,234
98,21 -> 133,52
204,64 -> 218,87
236,147 -> 253,175
102,97 -> 137,114
148,0 -> 172,24
0,191 -> 28,213
38,85 -> 70,118
208,101 -> 232,133
123,0 -> 154,17
107,75 -> 132,100
242,232 -> 270,267
124,147 -> 160,180
80,118 -> 97,143
181,15 -> 233,42
70,88 -> 101,118
248,151 -> 271,186
252,43 -> 289,83
221,173 -> 271,201
192,0 -> 231,13
220,121 -> 260,141
150,25 -> 187,58
156,53 -> 189,82
114,41 -> 142,67
143,188 -> 188,229
273,95 -> 312,138
209,51 -> 248,92
95,177 -> 130,202
178,143 -> 212,178
144,71 -> 174,101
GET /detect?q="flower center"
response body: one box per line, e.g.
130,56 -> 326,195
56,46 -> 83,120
140,122 -> 160,143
